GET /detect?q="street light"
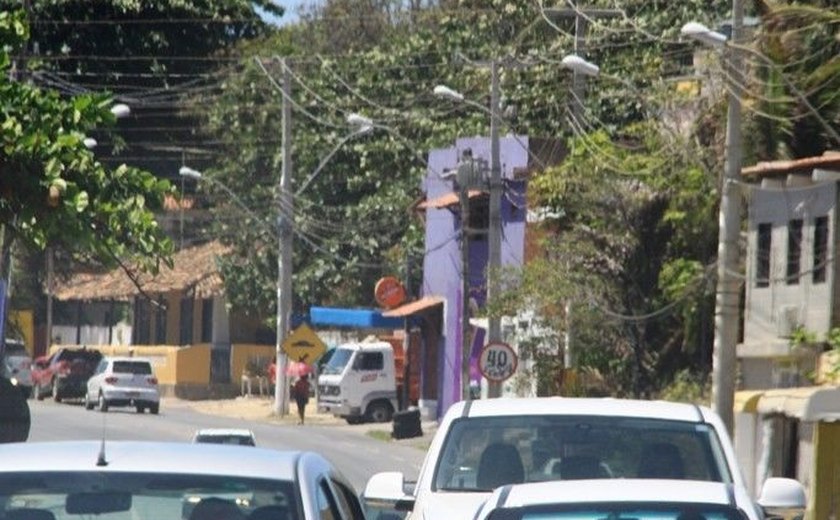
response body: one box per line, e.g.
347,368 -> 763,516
561,55 -> 600,77
180,113 -> 374,414
680,22 -> 727,48
110,103 -> 131,119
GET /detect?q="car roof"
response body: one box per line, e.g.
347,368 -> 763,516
448,397 -> 709,423
0,441 -> 297,480
194,428 -> 255,437
106,357 -> 152,363
489,479 -> 733,508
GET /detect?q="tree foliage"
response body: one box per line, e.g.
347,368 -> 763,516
0,10 -> 174,273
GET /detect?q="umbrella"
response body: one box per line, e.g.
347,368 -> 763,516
285,361 -> 313,378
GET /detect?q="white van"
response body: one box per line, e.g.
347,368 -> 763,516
317,340 -> 399,424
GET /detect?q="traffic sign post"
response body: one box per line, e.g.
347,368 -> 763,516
479,341 -> 518,383
282,323 -> 327,364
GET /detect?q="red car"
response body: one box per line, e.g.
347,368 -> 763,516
32,347 -> 103,402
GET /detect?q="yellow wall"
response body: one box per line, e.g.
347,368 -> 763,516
50,343 -> 212,386
8,310 -> 34,355
808,421 -> 840,520
231,344 -> 275,381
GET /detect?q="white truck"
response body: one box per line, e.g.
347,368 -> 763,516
317,340 -> 401,424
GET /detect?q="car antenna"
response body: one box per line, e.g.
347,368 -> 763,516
96,414 -> 108,467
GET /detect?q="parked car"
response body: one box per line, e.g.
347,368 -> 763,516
85,356 -> 160,414
32,347 -> 103,402
0,441 -> 367,520
193,428 -> 257,446
363,397 -> 806,520
471,478 -> 805,520
2,338 -> 33,398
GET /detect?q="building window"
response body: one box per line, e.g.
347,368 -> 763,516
787,219 -> 803,285
813,216 -> 828,284
201,298 -> 213,342
469,197 -> 489,241
756,223 -> 771,288
179,297 -> 194,346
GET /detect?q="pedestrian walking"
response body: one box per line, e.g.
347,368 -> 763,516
292,374 -> 310,425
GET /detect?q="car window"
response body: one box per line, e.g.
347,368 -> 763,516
355,352 -> 383,371
433,415 -> 731,492
195,435 -> 255,447
329,480 -> 365,520
113,361 -> 152,375
316,479 -> 342,520
0,472 -> 302,520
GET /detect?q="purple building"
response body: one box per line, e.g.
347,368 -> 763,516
413,135 -> 559,418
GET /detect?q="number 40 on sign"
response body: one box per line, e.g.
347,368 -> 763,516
478,342 -> 518,383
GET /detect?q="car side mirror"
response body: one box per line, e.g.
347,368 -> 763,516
364,472 -> 415,513
758,477 -> 806,518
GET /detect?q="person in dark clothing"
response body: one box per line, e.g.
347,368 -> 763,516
292,375 -> 310,425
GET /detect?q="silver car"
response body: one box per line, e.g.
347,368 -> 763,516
0,441 -> 367,520
3,339 -> 33,398
85,357 -> 160,414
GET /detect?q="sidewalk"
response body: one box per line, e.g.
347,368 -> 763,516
169,395 -> 436,449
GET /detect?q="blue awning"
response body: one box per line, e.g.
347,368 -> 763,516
309,307 -> 404,329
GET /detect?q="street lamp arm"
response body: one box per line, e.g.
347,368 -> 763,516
179,167 -> 277,237
295,125 -> 372,196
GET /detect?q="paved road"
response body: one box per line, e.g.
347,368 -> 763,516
26,398 -> 426,491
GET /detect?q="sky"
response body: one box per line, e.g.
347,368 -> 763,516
256,0 -> 311,26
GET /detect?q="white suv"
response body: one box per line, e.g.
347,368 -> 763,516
85,357 -> 160,414
364,397 -> 806,520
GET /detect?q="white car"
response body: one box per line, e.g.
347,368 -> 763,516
85,356 -> 160,414
193,428 -> 257,447
363,397 -> 806,520
472,478 -> 805,520
0,441 -> 367,520
3,339 -> 33,398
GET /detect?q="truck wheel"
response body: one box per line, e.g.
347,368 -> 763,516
366,401 -> 393,423
345,416 -> 364,425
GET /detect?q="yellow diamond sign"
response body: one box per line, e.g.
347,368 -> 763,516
282,323 -> 326,363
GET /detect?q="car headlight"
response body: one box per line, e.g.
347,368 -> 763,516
9,377 -> 18,386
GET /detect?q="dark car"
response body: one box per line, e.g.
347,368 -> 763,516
32,347 -> 103,402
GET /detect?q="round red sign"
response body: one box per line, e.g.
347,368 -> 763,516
374,276 -> 407,309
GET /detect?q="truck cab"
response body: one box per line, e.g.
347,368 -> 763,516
317,340 -> 398,424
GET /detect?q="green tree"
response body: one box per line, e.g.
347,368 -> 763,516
1,10 -> 174,276
195,0 -> 748,395
747,1 -> 840,160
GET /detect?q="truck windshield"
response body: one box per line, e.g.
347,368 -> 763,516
433,415 -> 732,492
321,348 -> 353,375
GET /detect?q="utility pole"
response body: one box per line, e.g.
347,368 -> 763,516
544,6 -> 621,372
486,61 -> 504,398
712,0 -> 744,435
459,151 -> 473,402
274,58 -> 292,416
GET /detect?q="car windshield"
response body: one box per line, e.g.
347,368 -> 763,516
113,361 -> 152,375
195,435 -> 255,446
433,415 -> 732,492
494,504 -> 746,520
321,348 -> 353,375
0,472 -> 300,520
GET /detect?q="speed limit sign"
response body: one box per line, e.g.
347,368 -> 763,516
479,342 -> 518,382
